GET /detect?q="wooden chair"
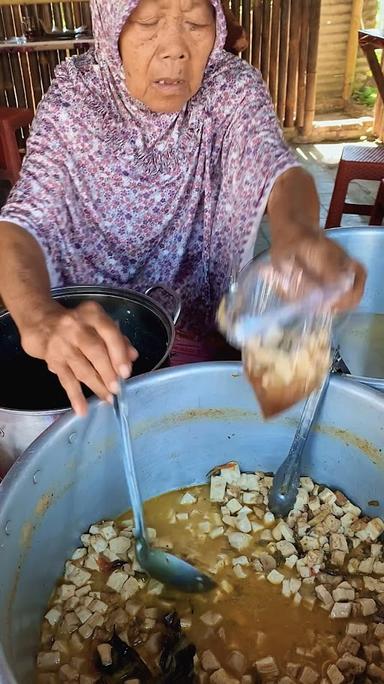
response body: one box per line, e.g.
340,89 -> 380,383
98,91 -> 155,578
325,145 -> 384,228
0,106 -> 34,187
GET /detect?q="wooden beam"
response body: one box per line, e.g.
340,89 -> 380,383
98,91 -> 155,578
303,0 -> 321,137
343,0 -> 364,102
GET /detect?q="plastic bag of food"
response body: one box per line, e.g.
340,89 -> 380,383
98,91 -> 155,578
217,256 -> 352,418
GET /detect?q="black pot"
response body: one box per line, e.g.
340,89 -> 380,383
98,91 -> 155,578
0,284 -> 180,412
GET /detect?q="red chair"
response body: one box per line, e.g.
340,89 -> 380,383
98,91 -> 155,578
325,144 -> 384,229
0,106 -> 34,187
371,179 -> 384,225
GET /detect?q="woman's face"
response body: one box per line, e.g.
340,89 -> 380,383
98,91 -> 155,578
119,0 -> 216,113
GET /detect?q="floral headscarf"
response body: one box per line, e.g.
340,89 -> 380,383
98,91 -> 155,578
1,0 -> 298,332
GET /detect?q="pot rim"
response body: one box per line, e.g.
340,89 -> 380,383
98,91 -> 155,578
2,361 -> 384,493
0,284 -> 176,415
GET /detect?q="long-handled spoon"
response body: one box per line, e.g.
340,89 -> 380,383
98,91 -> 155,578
113,383 -> 216,593
268,348 -> 342,517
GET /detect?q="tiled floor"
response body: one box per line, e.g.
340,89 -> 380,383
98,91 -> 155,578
254,141 -> 381,256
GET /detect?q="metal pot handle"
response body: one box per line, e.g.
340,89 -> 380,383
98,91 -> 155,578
145,283 -> 182,325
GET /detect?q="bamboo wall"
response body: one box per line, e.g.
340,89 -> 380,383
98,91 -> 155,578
0,2 -> 91,111
232,0 -> 321,134
316,0 -> 377,113
0,0 -> 322,135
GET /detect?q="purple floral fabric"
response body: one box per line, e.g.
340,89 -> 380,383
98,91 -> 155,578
0,0 -> 299,332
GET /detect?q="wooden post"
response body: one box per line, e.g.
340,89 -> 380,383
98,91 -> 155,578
343,0 -> 364,103
0,56 -> 6,106
11,4 -> 34,112
38,49 -> 51,91
303,0 -> 321,136
242,0 -> 251,63
1,7 -> 17,106
230,0 -> 241,21
269,0 -> 280,108
6,5 -> 28,108
277,0 -> 290,122
260,0 -> 272,85
63,1 -> 74,29
252,0 -> 263,70
52,2 -> 62,29
81,2 -> 92,32
72,1 -> 83,27
296,0 -> 310,130
284,0 -> 301,128
373,50 -> 384,141
36,3 -> 53,33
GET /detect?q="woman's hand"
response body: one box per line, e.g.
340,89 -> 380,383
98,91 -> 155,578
19,300 -> 138,416
271,227 -> 366,312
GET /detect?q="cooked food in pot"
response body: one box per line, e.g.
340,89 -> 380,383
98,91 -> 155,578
243,327 -> 331,418
37,462 -> 384,683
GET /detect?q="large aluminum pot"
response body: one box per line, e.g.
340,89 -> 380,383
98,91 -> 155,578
1,361 -> 384,683
328,226 -> 384,391
0,284 -> 180,476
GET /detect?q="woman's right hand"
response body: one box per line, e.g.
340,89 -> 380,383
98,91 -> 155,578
20,300 -> 138,416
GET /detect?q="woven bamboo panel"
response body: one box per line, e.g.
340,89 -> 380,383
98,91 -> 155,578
233,0 -> 321,132
0,3 -> 92,110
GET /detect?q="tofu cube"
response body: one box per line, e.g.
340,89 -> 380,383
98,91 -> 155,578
356,598 -> 377,616
106,570 -> 128,593
180,492 -> 197,505
109,536 -> 131,556
326,664 -> 345,684
315,585 -> 333,609
89,535 -> 108,553
227,531 -> 251,551
200,611 -> 223,627
44,607 -> 62,627
345,622 -> 368,638
367,664 -> 384,681
299,666 -> 319,683
201,649 -> 221,672
267,569 -> 285,585
210,476 -> 226,502
121,576 -> 141,600
99,524 -> 117,541
234,515 -> 251,534
72,548 -> 87,561
276,538 -> 296,556
336,653 -> 366,675
254,656 -> 279,677
330,534 -> 348,553
330,602 -> 352,619
226,498 -> 242,514
37,652 -> 61,671
332,583 -> 355,602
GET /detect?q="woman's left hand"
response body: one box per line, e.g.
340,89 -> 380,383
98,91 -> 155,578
271,227 -> 366,313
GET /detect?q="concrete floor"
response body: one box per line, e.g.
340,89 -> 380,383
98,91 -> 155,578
254,141 -> 381,256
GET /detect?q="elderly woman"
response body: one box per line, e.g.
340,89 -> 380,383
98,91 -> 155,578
0,0 -> 364,415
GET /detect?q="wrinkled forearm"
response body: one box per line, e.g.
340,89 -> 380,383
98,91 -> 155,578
0,221 -> 54,331
267,167 -> 321,250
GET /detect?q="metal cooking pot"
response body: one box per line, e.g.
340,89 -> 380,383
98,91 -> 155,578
328,226 -> 384,391
0,284 -> 180,475
1,362 -> 384,683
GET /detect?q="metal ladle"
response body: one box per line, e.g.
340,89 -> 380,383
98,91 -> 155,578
268,348 -> 346,517
113,383 -> 216,593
